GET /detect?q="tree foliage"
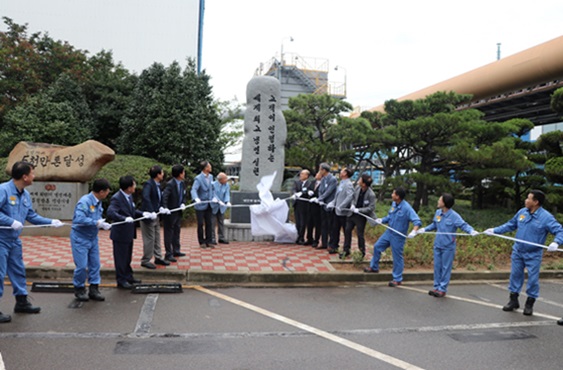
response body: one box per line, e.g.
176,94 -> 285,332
118,60 -> 224,169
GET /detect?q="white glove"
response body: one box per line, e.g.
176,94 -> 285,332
143,212 -> 157,220
484,228 -> 495,235
125,217 -> 134,223
226,202 -> 232,207
470,230 -> 479,236
218,200 -> 225,206
293,192 -> 302,199
51,219 -> 64,228
159,207 -> 171,215
180,203 -> 187,210
194,198 -> 201,204
96,218 -> 106,228
375,218 -> 382,225
326,202 -> 335,210
309,197 -> 318,203
101,222 -> 112,230
352,205 -> 359,213
407,230 -> 417,238
417,228 -> 426,234
212,197 -> 219,203
547,242 -> 559,252
11,220 -> 23,230
307,190 -> 314,196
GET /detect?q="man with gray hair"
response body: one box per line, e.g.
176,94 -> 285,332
211,172 -> 231,244
312,163 -> 337,250
292,169 -> 314,245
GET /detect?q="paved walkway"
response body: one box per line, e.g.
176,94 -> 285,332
21,227 -> 371,273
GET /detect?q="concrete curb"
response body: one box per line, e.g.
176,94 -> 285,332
22,266 -> 563,286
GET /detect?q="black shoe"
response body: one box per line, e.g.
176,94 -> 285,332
88,284 -> 105,301
523,297 -> 535,316
74,287 -> 89,302
219,240 -> 230,244
328,249 -> 339,254
200,244 -> 208,249
173,252 -> 186,257
207,243 -> 215,249
429,289 -> 438,297
388,281 -> 402,287
166,256 -> 177,262
363,267 -> 379,273
154,258 -> 170,266
117,282 -> 133,290
14,295 -> 41,313
434,291 -> 446,298
311,242 -> 318,248
315,245 -> 327,250
128,278 -> 142,284
339,251 -> 351,259
304,240 -> 313,246
557,317 -> 563,326
503,292 -> 520,312
0,312 -> 11,323
141,262 -> 156,269
296,240 -> 305,245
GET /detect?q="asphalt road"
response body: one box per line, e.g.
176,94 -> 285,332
1,280 -> 563,370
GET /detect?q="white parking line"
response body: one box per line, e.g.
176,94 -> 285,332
193,286 -> 425,370
0,352 -> 5,370
133,294 -> 159,334
399,285 -> 560,320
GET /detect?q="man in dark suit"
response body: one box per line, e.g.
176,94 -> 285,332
107,176 -> 154,289
140,165 -> 170,269
306,172 -> 322,247
162,164 -> 187,261
292,169 -> 314,245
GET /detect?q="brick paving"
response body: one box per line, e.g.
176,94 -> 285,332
21,227 -> 371,273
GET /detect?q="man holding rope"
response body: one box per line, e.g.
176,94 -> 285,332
417,193 -> 478,297
364,187 -> 421,287
0,161 -> 63,322
484,190 -> 563,316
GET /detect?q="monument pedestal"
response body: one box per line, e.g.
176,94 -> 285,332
228,190 -> 290,242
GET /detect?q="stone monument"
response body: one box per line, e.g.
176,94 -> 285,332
6,140 -> 115,236
227,76 -> 289,240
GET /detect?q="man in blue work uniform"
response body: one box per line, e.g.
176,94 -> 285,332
417,193 -> 478,297
0,161 -> 63,323
485,190 -> 563,316
364,187 -> 421,287
70,178 -> 111,302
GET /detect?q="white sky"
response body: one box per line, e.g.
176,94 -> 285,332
1,0 -> 562,111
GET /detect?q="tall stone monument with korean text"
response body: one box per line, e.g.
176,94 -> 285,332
228,76 -> 288,237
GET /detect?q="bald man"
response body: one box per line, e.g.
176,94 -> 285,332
210,172 -> 231,244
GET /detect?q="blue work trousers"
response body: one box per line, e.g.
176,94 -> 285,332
433,247 -> 456,293
370,232 -> 406,282
71,235 -> 101,287
509,248 -> 542,299
0,238 -> 28,298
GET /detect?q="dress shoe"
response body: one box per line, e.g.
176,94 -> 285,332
339,251 -> 351,259
295,240 -> 305,245
219,240 -> 230,244
304,240 -> 313,246
200,244 -> 208,249
173,252 -> 186,257
141,262 -> 156,269
128,278 -> 142,284
315,245 -> 327,250
388,281 -> 402,287
328,249 -> 339,254
207,243 -> 215,249
311,242 -> 318,248
117,282 -> 133,290
363,267 -> 379,273
434,290 -> 446,298
166,256 -> 177,262
154,258 -> 170,266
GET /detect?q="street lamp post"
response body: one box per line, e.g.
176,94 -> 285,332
334,65 -> 347,97
279,36 -> 294,80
